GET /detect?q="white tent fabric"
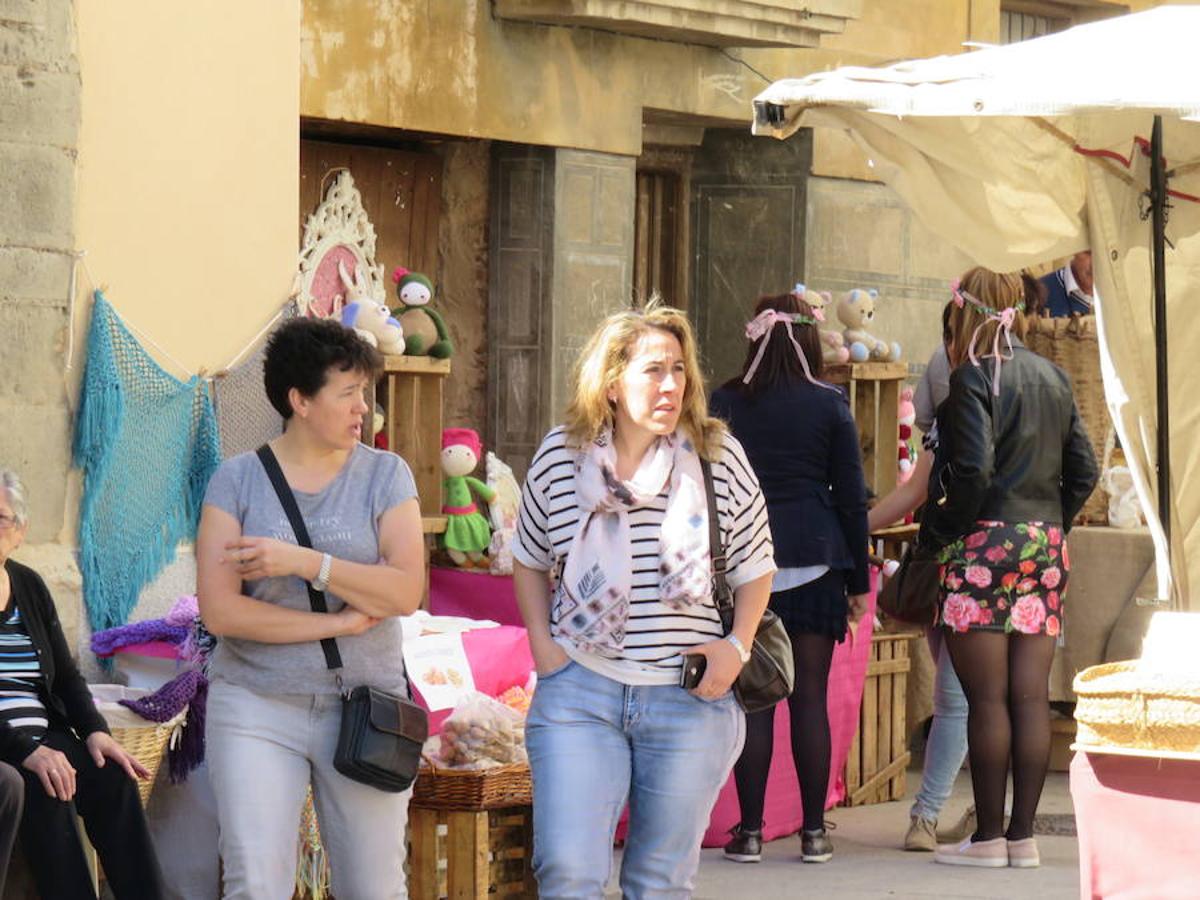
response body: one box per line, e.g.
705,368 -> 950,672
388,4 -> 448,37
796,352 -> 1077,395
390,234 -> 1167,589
751,7 -> 1200,607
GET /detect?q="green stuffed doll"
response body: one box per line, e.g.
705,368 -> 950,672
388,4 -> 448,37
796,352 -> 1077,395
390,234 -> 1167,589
440,428 -> 495,567
392,267 -> 453,358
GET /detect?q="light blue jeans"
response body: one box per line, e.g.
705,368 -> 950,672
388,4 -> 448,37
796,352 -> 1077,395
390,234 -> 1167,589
526,660 -> 744,900
207,680 -> 411,899
911,630 -> 970,822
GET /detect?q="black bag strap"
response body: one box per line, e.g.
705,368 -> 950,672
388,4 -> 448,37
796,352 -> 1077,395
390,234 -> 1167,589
256,445 -> 343,672
700,459 -> 735,627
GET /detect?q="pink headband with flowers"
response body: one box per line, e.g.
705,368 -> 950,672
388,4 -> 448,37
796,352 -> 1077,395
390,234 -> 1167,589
743,293 -> 838,391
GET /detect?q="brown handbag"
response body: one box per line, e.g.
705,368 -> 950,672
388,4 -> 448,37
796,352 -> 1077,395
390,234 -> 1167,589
876,546 -> 941,627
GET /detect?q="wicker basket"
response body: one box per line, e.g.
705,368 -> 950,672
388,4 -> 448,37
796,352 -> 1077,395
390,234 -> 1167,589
1025,315 -> 1109,525
1073,661 -> 1200,755
89,685 -> 187,807
411,761 -> 532,811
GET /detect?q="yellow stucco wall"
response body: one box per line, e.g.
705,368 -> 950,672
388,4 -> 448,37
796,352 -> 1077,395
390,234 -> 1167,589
76,1 -> 300,373
303,0 -> 1139,165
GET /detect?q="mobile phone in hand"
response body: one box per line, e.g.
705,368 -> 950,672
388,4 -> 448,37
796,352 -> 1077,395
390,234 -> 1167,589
679,653 -> 707,690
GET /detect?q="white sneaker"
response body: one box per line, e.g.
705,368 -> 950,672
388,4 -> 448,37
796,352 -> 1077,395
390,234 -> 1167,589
933,837 -> 1008,868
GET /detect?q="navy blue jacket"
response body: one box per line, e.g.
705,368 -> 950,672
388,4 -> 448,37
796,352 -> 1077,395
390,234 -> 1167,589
1040,268 -> 1092,318
711,380 -> 870,595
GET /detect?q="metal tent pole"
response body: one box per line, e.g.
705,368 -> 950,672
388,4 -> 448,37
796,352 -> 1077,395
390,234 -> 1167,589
1150,115 -> 1171,580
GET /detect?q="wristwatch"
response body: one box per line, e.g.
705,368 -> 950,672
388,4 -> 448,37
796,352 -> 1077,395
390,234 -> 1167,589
311,552 -> 333,592
725,634 -> 752,664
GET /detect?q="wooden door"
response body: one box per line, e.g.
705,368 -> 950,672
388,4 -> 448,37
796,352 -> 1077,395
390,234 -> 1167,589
300,139 -> 442,281
634,169 -> 682,307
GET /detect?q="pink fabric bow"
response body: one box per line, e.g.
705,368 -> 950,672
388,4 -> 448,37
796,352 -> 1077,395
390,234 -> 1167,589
967,306 -> 1018,396
743,310 -> 837,390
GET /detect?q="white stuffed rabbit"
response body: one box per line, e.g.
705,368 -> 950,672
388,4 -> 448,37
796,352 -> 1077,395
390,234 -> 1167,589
337,260 -> 405,355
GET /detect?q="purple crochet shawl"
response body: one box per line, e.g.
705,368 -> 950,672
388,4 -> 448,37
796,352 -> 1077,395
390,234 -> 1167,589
119,669 -> 208,782
91,621 -> 191,657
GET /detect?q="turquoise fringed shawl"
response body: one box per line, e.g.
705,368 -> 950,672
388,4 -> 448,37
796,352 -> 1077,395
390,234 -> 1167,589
73,292 -> 220,632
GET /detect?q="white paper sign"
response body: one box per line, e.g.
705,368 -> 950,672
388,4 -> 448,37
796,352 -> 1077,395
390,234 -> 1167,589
403,632 -> 476,711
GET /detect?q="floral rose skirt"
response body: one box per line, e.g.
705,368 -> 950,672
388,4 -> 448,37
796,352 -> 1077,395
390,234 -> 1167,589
937,521 -> 1068,636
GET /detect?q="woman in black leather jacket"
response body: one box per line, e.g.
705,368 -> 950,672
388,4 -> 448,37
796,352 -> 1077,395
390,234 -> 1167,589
919,267 -> 1098,869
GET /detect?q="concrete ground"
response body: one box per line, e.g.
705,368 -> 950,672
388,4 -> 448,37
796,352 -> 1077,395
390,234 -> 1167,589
612,767 -> 1080,900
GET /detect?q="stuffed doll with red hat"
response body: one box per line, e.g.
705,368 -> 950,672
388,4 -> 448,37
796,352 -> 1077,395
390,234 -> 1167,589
441,428 -> 497,567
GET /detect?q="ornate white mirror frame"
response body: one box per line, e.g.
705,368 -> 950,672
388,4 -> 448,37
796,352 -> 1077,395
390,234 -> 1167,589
294,170 -> 387,318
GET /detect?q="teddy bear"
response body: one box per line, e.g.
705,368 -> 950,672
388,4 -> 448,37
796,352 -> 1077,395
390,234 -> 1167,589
392,267 -> 453,358
337,261 -> 405,355
897,387 -> 916,485
798,285 -> 850,365
836,288 -> 901,363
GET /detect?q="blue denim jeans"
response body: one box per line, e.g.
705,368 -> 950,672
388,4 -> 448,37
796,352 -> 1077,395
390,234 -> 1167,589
526,660 -> 744,900
911,630 -> 970,822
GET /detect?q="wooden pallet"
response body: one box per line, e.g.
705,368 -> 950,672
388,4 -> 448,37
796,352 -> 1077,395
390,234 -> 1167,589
377,354 -> 452,523
825,361 -> 907,500
408,805 -> 537,899
842,630 -> 918,806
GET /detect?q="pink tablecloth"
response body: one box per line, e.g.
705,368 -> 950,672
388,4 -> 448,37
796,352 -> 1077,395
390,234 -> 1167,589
1071,750 -> 1200,900
429,567 -> 523,626
428,563 -> 879,847
700,589 -> 877,846
409,625 -> 534,734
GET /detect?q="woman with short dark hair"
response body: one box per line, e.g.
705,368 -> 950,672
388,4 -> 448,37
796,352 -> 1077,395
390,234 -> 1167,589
710,290 -> 870,865
197,317 -> 425,898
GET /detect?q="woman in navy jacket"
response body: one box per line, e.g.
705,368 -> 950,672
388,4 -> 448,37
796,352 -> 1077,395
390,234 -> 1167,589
711,289 -> 870,865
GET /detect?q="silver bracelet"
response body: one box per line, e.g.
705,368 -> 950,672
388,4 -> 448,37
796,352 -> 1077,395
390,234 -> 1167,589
311,552 -> 333,592
724,633 -> 752,664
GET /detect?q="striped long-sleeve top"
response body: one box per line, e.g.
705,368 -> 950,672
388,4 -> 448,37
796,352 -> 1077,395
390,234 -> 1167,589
514,427 -> 776,686
0,605 -> 49,740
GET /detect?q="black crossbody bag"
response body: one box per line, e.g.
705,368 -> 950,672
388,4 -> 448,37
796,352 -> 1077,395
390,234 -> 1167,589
257,445 -> 428,793
700,460 -> 795,714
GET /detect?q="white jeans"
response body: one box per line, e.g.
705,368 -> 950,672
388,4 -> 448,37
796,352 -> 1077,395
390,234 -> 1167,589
207,680 -> 411,899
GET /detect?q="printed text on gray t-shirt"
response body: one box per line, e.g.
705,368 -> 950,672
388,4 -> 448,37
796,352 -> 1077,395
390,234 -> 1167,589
202,443 -> 418,695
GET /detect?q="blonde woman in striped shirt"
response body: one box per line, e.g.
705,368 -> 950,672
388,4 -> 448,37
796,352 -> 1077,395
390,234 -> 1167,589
514,302 -> 776,899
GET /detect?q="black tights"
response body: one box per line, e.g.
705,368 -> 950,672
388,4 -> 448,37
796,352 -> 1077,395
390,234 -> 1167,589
945,630 -> 1057,842
734,629 -> 835,833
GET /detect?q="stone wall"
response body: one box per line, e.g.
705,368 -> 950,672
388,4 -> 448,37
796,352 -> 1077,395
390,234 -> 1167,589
549,150 -> 636,423
804,176 -> 973,381
1,0 -> 77,543
1,1 -> 83,649
690,127 -> 813,387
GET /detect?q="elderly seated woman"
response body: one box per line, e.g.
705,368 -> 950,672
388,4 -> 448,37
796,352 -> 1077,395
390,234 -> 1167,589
0,468 -> 164,899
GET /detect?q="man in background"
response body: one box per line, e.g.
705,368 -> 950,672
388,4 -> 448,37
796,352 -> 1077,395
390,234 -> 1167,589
1040,250 -> 1095,317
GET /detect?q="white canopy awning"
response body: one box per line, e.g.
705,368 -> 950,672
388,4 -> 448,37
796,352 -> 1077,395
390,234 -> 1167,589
752,6 -> 1200,607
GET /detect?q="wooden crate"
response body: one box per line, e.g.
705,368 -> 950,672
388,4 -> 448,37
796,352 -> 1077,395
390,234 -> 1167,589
825,361 -> 907,500
378,355 -> 452,522
408,805 -> 537,899
841,630 -> 918,806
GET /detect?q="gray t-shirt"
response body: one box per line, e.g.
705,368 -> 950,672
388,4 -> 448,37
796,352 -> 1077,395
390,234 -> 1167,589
914,344 -> 952,434
202,443 -> 418,695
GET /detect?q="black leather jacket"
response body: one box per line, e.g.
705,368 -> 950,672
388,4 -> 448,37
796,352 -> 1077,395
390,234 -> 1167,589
920,343 -> 1099,551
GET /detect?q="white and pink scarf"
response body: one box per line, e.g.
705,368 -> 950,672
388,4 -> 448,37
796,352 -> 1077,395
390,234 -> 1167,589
556,430 -> 711,655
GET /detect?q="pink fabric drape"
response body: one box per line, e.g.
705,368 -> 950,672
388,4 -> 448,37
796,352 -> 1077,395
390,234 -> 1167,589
429,565 -> 880,847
